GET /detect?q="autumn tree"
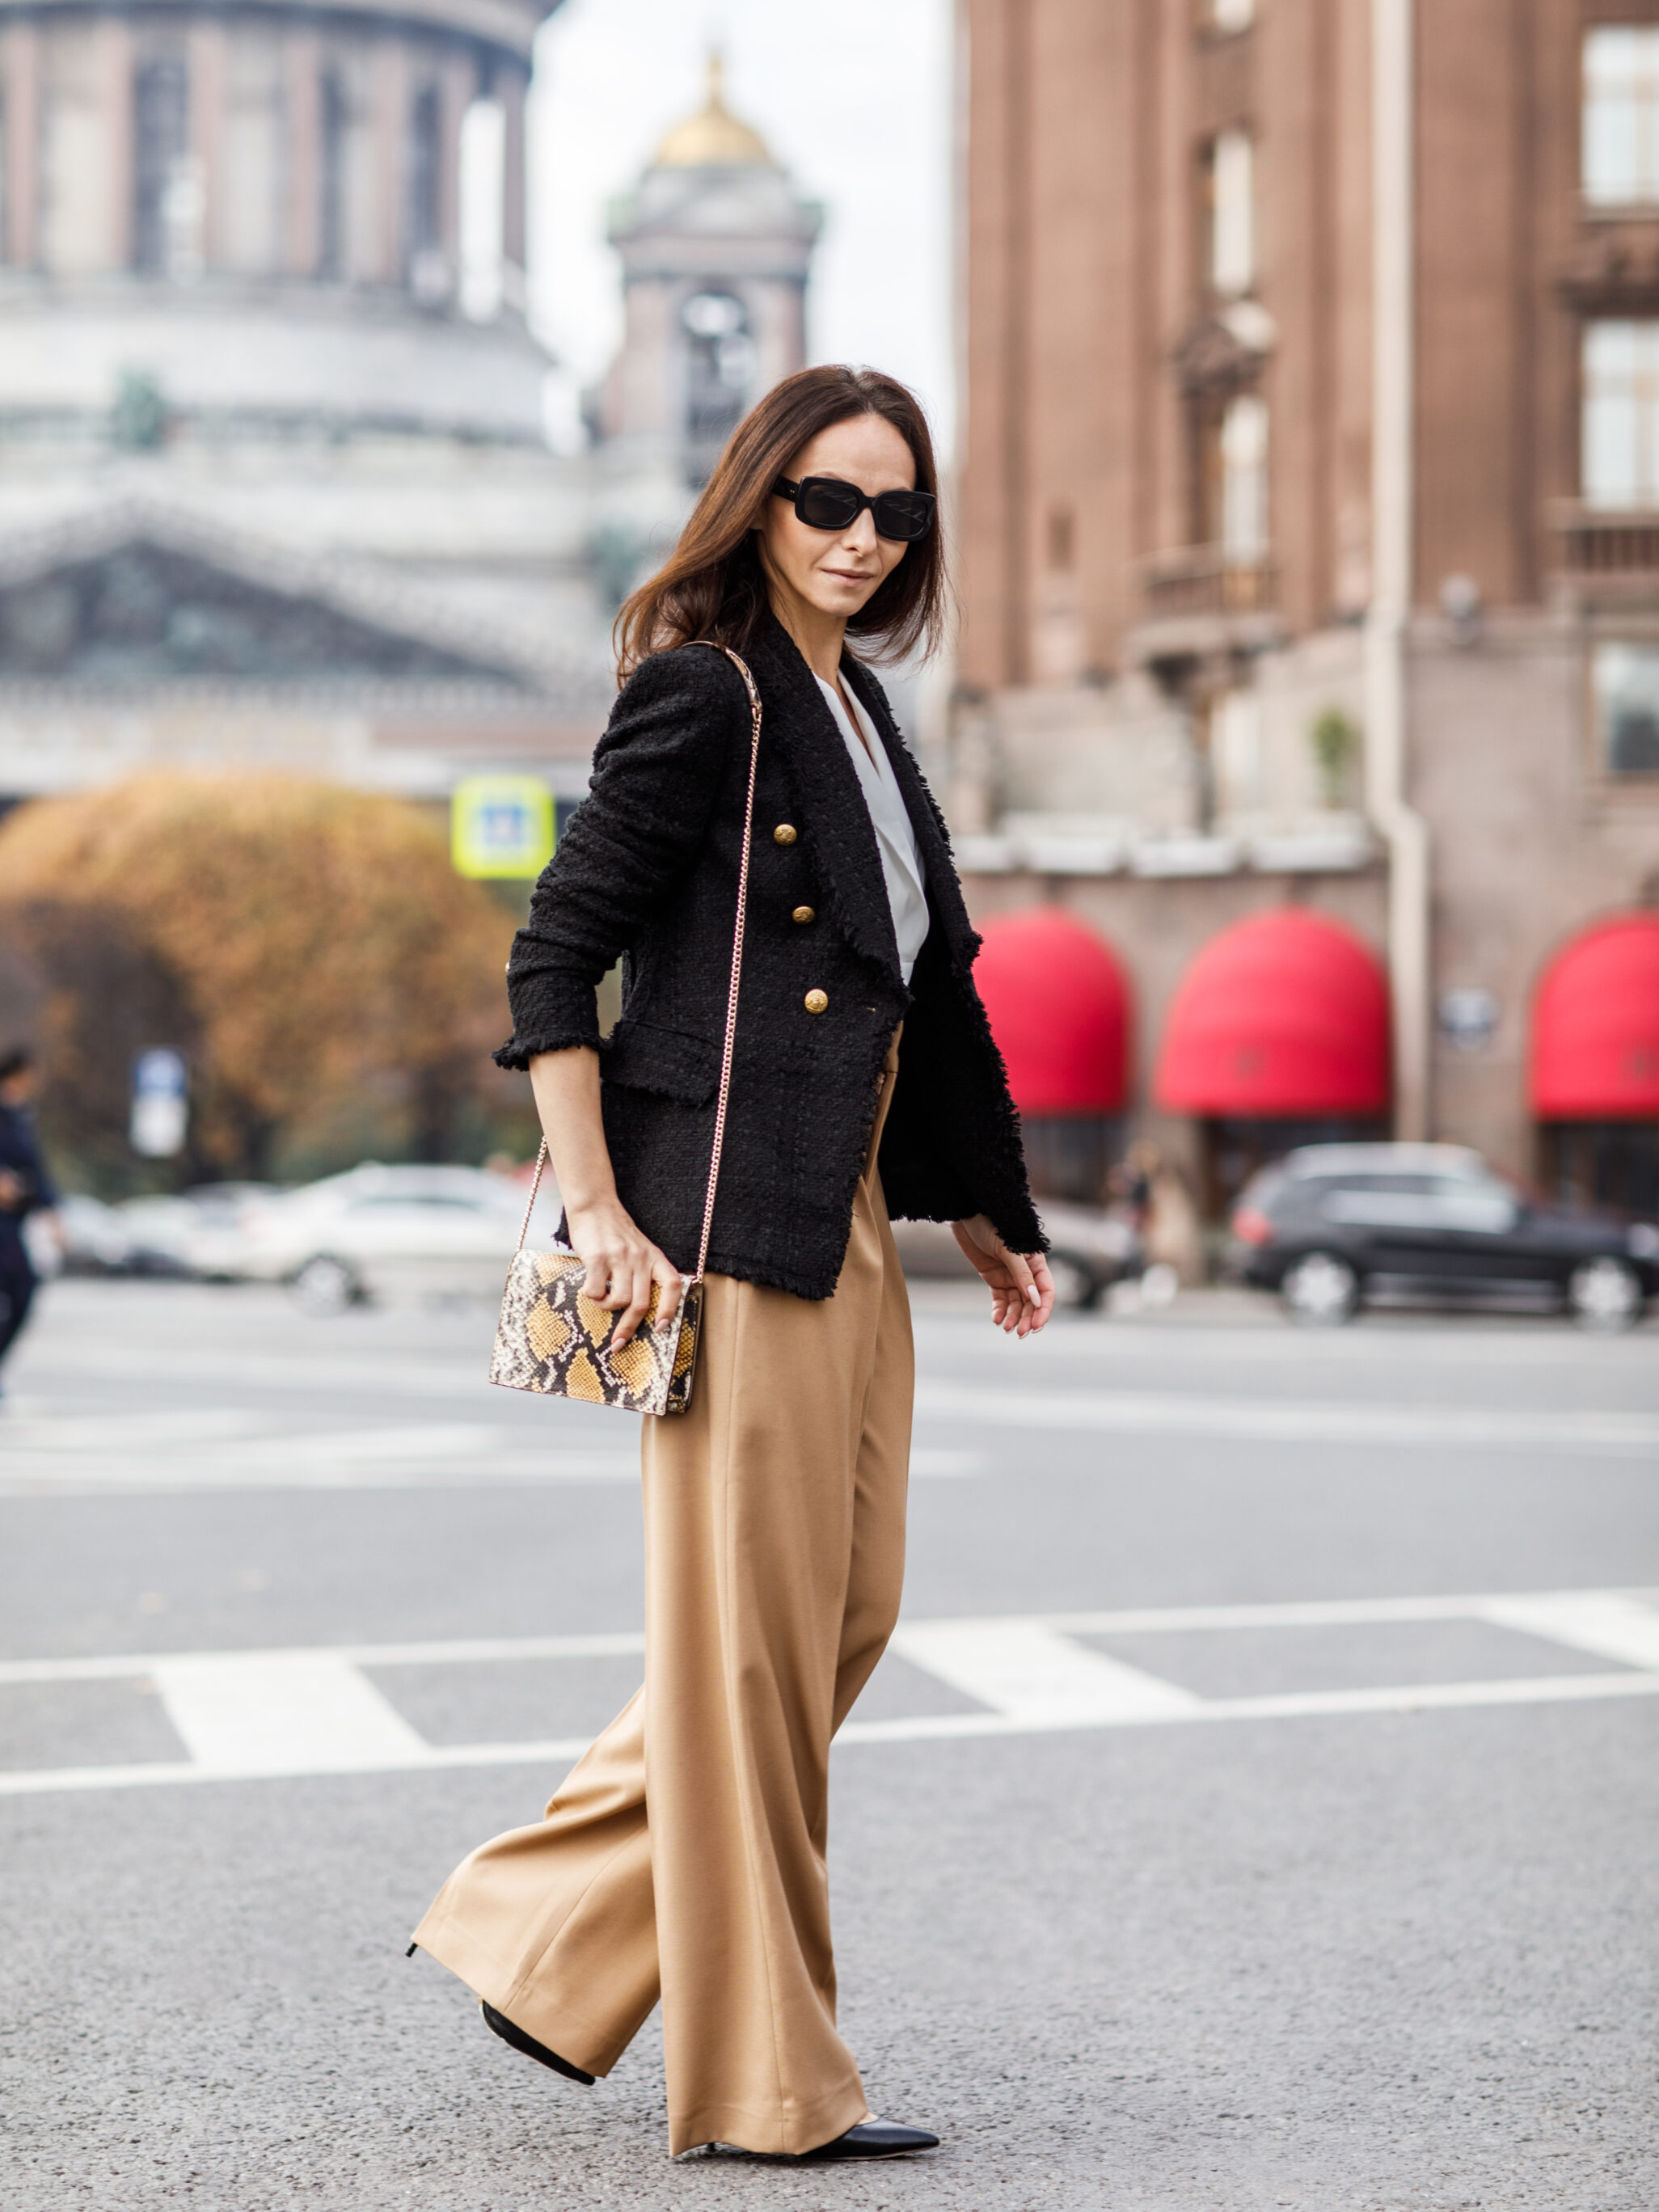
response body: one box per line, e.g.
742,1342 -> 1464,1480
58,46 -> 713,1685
0,774 -> 528,1188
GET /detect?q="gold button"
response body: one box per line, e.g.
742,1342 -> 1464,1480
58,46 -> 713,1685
792,905 -> 816,925
804,989 -> 829,1015
773,822 -> 798,846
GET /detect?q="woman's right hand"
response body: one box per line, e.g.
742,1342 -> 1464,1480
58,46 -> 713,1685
528,1045 -> 683,1348
564,1196 -> 684,1348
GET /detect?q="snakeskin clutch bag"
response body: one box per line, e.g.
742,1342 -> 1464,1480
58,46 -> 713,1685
488,643 -> 761,1418
489,1251 -> 703,1415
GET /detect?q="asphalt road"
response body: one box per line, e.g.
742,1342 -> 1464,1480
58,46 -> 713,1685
2,1274 -> 1657,2212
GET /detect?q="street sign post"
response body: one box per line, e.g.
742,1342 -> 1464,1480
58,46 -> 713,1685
131,1048 -> 188,1159
451,775 -> 555,880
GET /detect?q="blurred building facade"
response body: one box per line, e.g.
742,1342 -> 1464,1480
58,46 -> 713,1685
954,0 -> 1659,1222
0,22 -> 816,813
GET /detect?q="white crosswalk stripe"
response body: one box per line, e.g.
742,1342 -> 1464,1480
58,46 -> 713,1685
889,1618 -> 1201,1724
1475,1589 -> 1659,1671
0,1416 -> 979,1492
912,1381 -> 1659,1454
1,1586 -> 1655,1797
151,1652 -> 429,1775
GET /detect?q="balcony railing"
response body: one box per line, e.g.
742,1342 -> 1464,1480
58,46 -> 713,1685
1552,504 -> 1659,576
1139,545 -> 1277,620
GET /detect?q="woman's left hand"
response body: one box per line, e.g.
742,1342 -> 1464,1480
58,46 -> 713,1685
951,1215 -> 1055,1336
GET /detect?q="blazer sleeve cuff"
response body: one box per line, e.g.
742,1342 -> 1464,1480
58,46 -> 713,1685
493,1022 -> 600,1072
994,1200 -> 1048,1254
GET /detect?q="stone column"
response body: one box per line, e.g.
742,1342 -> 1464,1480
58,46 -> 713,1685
285,27 -> 321,275
95,15 -> 134,268
1,19 -> 40,268
499,61 -> 525,274
369,32 -> 408,283
188,17 -> 226,269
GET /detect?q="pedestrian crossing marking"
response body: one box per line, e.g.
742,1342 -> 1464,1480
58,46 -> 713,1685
152,1652 -> 428,1775
835,1668 -> 1659,1743
0,1415 -> 980,1492
1475,1590 -> 1659,1671
912,1381 -> 1659,1455
890,1618 -> 1201,1724
1,1587 -> 1655,1798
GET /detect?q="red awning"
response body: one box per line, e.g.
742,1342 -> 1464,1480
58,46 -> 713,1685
1154,910 -> 1390,1116
1530,913 -> 1659,1118
973,907 -> 1130,1114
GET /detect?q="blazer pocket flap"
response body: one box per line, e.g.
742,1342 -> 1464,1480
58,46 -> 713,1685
602,1019 -> 719,1105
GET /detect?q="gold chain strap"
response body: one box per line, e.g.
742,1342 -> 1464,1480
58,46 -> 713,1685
514,1143 -> 546,1253
691,643 -> 762,1282
513,642 -> 764,1290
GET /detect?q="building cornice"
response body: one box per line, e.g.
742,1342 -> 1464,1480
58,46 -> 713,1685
0,0 -> 563,65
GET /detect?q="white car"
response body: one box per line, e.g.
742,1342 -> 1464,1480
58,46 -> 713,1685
235,1163 -> 563,1313
116,1183 -> 278,1280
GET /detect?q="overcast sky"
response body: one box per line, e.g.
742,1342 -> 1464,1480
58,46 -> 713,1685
527,0 -> 957,454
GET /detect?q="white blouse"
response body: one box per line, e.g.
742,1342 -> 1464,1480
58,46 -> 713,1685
814,674 -> 930,984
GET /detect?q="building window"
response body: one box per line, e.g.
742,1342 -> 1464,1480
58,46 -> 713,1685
1205,129 -> 1256,297
407,83 -> 447,300
1583,321 -> 1659,507
134,58 -> 190,274
410,86 -> 441,256
1584,27 -> 1659,206
319,72 -> 347,279
1591,640 -> 1659,775
1219,392 -> 1269,556
1047,505 -> 1075,572
1207,0 -> 1256,32
1542,1121 -> 1659,1218
682,289 -> 753,485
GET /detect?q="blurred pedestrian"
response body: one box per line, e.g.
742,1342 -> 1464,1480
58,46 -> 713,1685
0,1046 -> 61,1392
1108,1138 -> 1156,1231
411,366 -> 1053,2164
1143,1146 -> 1206,1286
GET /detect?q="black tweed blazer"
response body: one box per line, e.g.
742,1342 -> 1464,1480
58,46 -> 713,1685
497,613 -> 1042,1300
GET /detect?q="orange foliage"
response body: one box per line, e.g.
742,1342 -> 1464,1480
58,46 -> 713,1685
0,773 -> 519,1180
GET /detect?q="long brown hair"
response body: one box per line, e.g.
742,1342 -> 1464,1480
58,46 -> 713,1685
614,365 -> 948,680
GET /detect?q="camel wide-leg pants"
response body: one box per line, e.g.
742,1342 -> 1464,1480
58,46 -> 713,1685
413,1036 -> 914,2157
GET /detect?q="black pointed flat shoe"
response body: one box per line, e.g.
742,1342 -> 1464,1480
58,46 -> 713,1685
479,1999 -> 596,2085
798,2118 -> 940,2161
697,2117 -> 941,2163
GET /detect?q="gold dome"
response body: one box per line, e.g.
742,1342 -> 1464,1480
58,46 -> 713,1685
653,54 -> 775,169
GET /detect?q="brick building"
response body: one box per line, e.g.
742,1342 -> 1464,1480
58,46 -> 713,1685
953,0 -> 1659,1222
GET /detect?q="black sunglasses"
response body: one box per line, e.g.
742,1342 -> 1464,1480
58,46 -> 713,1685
773,475 -> 935,543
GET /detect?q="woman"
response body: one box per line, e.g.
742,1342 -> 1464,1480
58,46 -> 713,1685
412,365 -> 1053,2163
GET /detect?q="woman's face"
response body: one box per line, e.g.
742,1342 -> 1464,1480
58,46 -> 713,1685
757,412 -> 918,625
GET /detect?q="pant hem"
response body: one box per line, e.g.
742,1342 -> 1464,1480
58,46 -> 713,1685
668,2079 -> 872,2160
412,1903 -> 635,2079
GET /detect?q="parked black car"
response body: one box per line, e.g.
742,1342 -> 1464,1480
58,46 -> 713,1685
1226,1143 -> 1659,1328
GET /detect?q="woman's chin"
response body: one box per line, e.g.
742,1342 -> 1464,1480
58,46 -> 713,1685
805,583 -> 878,619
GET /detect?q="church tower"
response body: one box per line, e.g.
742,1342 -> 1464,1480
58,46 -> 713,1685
602,55 -> 822,484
